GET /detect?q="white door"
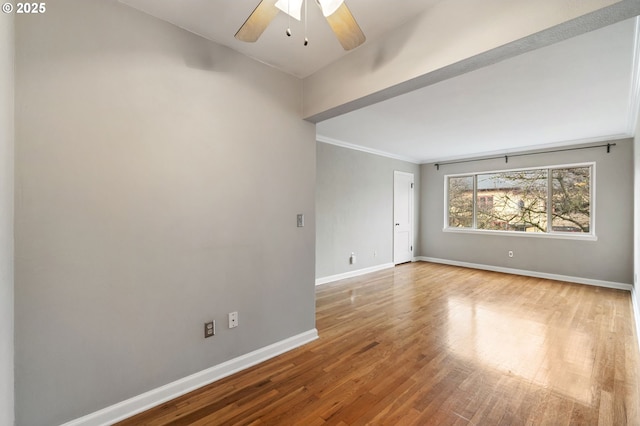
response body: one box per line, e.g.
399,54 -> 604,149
394,171 -> 414,265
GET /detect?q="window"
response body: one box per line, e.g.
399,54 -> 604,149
551,167 -> 590,232
476,169 -> 548,232
448,176 -> 473,228
445,164 -> 593,237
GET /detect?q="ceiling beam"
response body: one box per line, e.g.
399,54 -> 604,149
303,0 -> 640,123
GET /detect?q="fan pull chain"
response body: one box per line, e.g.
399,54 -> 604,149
303,0 -> 309,46
286,0 -> 292,36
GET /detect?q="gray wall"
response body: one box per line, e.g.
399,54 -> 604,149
14,1 -> 316,425
420,139 -> 634,284
631,59 -> 640,295
0,11 -> 14,426
316,142 -> 420,279
635,121 -> 639,289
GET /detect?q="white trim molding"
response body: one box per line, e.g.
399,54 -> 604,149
316,135 -> 421,164
416,257 -> 633,292
61,329 -> 319,426
316,263 -> 395,286
318,134 -> 634,167
443,227 -> 598,241
626,17 -> 640,136
424,134 -> 631,165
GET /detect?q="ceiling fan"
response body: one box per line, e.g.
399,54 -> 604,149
235,0 -> 366,51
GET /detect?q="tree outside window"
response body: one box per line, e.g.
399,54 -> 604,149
446,164 -> 592,235
448,176 -> 473,228
476,169 -> 548,232
551,167 -> 590,232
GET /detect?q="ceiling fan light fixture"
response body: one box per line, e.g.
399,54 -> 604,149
275,0 -> 304,20
317,0 -> 344,17
235,0 -> 364,51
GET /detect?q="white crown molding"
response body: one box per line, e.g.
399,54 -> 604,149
416,257 -> 633,292
626,16 -> 640,136
316,263 -> 395,285
316,134 -> 421,164
317,133 -> 632,167
420,134 -> 632,165
61,329 -> 319,426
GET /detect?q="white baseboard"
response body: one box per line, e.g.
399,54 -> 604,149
61,329 -> 319,426
632,287 -> 640,353
315,263 -> 395,286
416,257 -> 633,292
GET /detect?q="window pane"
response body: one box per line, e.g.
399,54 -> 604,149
551,167 -> 590,233
448,176 -> 473,228
476,170 -> 548,232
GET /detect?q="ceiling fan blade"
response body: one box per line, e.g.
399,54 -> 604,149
325,2 -> 366,50
235,0 -> 279,42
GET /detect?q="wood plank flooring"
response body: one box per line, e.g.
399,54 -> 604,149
118,262 -> 640,425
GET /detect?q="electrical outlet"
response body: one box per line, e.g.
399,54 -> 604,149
229,312 -> 238,329
204,321 -> 215,338
297,214 -> 304,227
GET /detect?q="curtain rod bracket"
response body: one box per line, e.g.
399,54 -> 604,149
607,143 -> 611,153
435,163 -> 440,171
505,155 -> 508,163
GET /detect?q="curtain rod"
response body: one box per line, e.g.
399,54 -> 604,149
434,143 -> 615,171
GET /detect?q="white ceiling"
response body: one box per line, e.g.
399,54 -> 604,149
119,0 -> 442,78
317,17 -> 640,163
118,1 -> 639,164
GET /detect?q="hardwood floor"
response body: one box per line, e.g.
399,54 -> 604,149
118,262 -> 640,425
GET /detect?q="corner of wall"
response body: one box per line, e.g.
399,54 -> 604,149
0,10 -> 15,426
315,142 -> 420,279
634,123 -> 640,353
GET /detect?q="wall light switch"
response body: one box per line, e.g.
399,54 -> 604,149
229,312 -> 238,329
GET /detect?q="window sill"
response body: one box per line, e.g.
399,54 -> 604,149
443,227 -> 598,241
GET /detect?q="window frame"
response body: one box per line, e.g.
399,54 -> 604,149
443,162 -> 596,241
